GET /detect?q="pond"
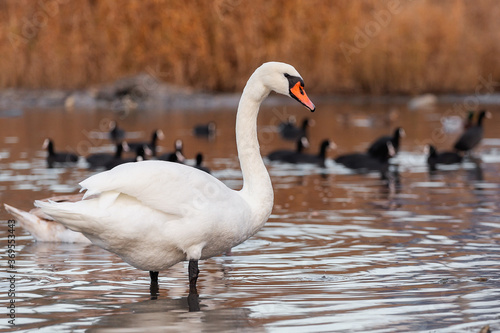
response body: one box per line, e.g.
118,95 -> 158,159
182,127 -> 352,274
0,101 -> 499,332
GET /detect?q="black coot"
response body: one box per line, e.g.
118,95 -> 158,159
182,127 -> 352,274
336,141 -> 395,173
427,145 -> 462,170
279,117 -> 312,141
128,129 -> 164,157
453,110 -> 490,153
158,139 -> 185,163
194,153 -> 211,174
105,145 -> 149,170
109,121 -> 125,144
286,140 -> 333,167
367,127 -> 404,161
193,122 -> 216,138
43,138 -> 78,168
268,136 -> 309,162
86,142 -> 127,169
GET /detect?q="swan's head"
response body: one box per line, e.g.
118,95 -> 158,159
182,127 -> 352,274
255,62 -> 315,112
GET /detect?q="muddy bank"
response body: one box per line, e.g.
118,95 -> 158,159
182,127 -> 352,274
1,73 -> 500,114
0,73 -> 239,113
0,73 -> 309,113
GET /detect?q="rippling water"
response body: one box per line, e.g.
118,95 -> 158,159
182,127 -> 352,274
1,104 -> 499,332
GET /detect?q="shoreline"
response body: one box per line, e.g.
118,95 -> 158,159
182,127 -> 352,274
1,74 -> 500,114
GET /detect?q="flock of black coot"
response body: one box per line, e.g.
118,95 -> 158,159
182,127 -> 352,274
269,116 -> 335,167
43,109 -> 490,177
42,121 -> 212,173
268,116 -> 402,175
267,109 -> 490,176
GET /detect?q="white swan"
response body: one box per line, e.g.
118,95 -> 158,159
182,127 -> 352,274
35,62 -> 315,293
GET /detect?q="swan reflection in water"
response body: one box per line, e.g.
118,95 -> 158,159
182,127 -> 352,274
91,298 -> 257,331
148,271 -> 200,312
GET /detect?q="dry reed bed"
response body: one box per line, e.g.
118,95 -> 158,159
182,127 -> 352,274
1,0 -> 499,94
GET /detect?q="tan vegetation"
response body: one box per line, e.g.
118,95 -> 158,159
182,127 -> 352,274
1,0 -> 499,94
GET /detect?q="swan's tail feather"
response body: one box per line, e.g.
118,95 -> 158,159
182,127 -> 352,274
4,203 -> 90,243
34,200 -> 97,235
4,204 -> 46,240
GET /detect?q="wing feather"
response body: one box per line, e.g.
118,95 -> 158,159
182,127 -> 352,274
79,160 -> 235,217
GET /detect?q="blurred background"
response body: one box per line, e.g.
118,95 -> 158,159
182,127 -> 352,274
1,1 -> 500,332
1,0 -> 500,95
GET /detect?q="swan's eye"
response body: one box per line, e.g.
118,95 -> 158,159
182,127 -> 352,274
285,74 -> 304,90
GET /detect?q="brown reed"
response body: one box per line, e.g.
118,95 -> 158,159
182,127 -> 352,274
1,0 -> 499,94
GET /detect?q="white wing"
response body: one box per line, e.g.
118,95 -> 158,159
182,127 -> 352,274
79,160 -> 237,217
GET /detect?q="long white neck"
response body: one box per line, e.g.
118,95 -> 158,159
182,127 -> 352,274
235,75 -> 274,229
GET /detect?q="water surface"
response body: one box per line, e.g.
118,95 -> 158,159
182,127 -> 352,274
1,103 -> 499,332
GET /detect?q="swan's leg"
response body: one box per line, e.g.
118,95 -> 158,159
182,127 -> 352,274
187,292 -> 200,312
150,270 -> 159,283
149,271 -> 159,298
188,260 -> 199,294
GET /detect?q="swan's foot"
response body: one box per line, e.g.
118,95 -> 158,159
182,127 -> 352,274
149,271 -> 159,299
188,260 -> 199,294
187,292 -> 200,312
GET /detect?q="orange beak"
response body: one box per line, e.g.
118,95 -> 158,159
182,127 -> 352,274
290,81 -> 315,112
